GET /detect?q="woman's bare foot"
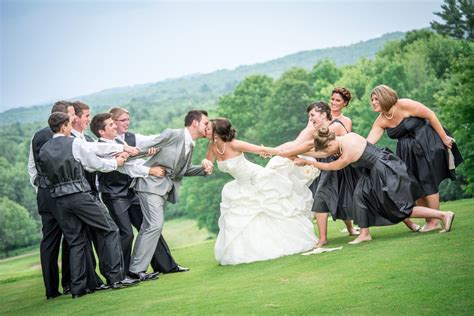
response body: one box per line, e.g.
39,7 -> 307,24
348,235 -> 372,245
314,240 -> 327,248
440,211 -> 455,233
422,218 -> 440,231
348,227 -> 360,236
403,220 -> 421,232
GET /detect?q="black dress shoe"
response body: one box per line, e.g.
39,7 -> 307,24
47,292 -> 62,300
128,271 -> 159,281
95,284 -> 111,291
173,265 -> 190,273
111,276 -> 141,289
72,292 -> 87,299
62,286 -> 71,295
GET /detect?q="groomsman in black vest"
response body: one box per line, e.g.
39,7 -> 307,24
103,108 -> 186,277
70,101 -> 140,288
38,112 -> 139,298
28,101 -> 75,299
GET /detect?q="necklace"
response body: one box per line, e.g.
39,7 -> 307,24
216,142 -> 226,155
382,106 -> 396,120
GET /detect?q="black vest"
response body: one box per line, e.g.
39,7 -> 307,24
97,133 -> 137,197
38,136 -> 91,197
31,126 -> 54,188
83,134 -> 98,194
71,132 -> 98,194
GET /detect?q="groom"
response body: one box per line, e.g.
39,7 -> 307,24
128,110 -> 212,279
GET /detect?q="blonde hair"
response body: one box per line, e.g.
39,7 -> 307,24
371,85 -> 398,112
109,107 -> 129,120
314,127 -> 336,151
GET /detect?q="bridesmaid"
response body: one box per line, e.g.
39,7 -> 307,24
330,87 -> 352,133
294,128 -> 455,244
281,101 -> 360,248
367,85 -> 463,232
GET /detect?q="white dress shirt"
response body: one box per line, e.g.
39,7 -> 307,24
99,137 -> 150,178
184,128 -> 195,157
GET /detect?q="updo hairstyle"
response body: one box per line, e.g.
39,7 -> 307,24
314,127 -> 336,151
332,87 -> 352,106
211,118 -> 236,142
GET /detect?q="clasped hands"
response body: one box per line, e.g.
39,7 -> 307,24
258,147 -> 310,167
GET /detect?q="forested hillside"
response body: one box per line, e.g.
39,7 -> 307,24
0,32 -> 404,125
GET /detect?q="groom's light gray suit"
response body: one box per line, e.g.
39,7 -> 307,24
128,128 -> 206,274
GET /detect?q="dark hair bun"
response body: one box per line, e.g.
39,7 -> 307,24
222,127 -> 236,142
212,118 -> 236,142
318,127 -> 330,138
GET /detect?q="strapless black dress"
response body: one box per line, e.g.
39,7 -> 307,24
310,156 -> 361,221
352,143 -> 424,228
387,117 -> 463,195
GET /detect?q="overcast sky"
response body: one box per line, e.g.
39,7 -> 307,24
0,0 -> 444,112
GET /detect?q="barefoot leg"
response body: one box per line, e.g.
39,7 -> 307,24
348,228 -> 372,244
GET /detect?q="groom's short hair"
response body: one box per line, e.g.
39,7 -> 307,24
184,110 -> 208,127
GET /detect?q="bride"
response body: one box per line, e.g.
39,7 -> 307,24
206,118 -> 317,265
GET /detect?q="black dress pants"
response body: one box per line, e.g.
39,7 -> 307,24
37,187 -> 70,298
102,190 -> 178,273
56,192 -> 124,295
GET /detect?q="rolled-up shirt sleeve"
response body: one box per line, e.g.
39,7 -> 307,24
119,159 -> 150,178
72,139 -> 117,172
27,139 -> 37,188
79,140 -> 124,157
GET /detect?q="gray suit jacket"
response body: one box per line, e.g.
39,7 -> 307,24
131,128 -> 206,203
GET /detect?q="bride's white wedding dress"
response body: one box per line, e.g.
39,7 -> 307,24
214,154 -> 318,265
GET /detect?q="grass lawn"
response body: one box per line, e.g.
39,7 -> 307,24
1,199 -> 473,315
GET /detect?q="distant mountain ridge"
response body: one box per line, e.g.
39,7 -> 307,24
0,31 -> 404,125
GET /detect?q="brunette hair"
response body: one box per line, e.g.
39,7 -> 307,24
48,112 -> 70,133
51,100 -> 73,114
306,101 -> 332,120
332,87 -> 352,106
371,85 -> 398,112
90,113 -> 113,138
184,110 -> 208,127
314,127 -> 336,151
72,101 -> 90,118
211,118 -> 236,142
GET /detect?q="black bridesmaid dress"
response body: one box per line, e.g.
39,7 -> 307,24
310,119 -> 361,221
386,117 -> 463,196
352,142 -> 424,228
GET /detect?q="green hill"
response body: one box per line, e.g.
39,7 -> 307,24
0,32 -> 404,125
1,199 -> 472,314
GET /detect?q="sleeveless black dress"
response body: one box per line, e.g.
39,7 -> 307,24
310,120 -> 361,221
352,142 -> 424,228
386,117 -> 463,196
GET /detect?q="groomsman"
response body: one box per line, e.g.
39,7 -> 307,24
91,111 -> 178,280
38,112 -> 139,298
110,107 -> 187,275
128,110 -> 212,279
28,101 -> 75,299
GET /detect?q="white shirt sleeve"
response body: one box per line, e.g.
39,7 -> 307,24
135,133 -> 160,149
118,158 -> 150,178
76,138 -> 124,157
27,139 -> 38,189
72,139 -> 117,172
